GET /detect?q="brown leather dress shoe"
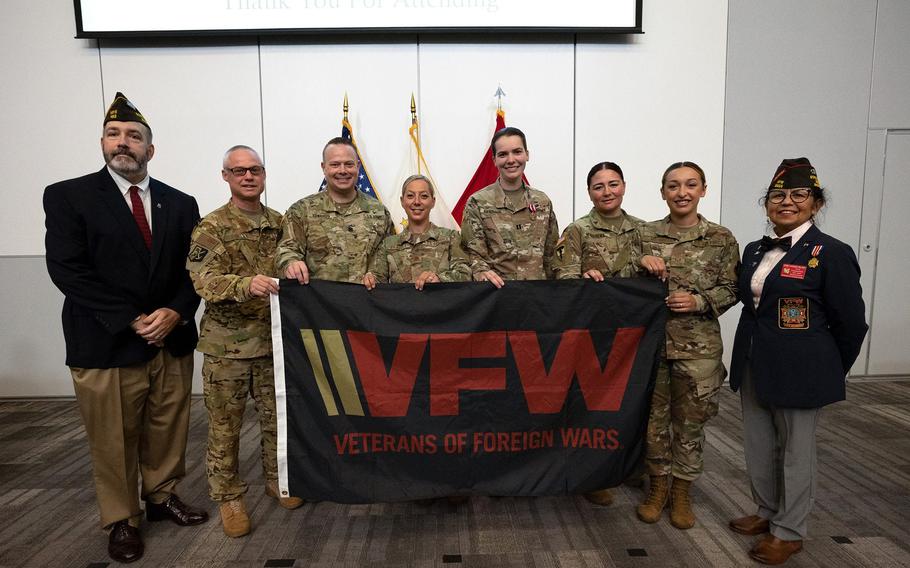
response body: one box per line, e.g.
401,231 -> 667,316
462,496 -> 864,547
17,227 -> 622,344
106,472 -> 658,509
749,535 -> 803,565
729,514 -> 770,535
146,494 -> 209,526
108,520 -> 143,563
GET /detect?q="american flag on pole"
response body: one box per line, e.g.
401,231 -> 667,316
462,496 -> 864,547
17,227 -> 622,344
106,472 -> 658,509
319,95 -> 382,202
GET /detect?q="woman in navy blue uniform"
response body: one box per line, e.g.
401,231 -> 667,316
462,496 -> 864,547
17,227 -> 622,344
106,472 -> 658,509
728,158 -> 868,565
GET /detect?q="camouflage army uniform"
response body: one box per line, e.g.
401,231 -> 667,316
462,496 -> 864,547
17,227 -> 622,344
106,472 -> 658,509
368,223 -> 471,283
552,209 -> 643,279
186,200 -> 282,502
275,190 -> 394,283
460,180 -> 559,280
638,215 -> 740,480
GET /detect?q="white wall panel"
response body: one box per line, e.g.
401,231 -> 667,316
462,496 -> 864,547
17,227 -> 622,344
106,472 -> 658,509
855,129 -> 886,375
98,42 -> 263,218
1,0 -> 102,256
259,42 -> 419,214
869,0 -> 910,129
419,41 -> 576,232
866,132 -> 910,375
576,1 -> 728,225
0,260 -> 70,396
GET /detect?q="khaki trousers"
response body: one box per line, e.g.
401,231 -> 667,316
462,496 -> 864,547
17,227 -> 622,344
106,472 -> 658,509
71,350 -> 193,528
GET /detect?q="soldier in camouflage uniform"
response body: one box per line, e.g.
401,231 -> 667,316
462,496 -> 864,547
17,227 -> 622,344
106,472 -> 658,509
552,162 -> 644,507
460,127 -> 558,287
364,175 -> 471,290
554,162 -> 643,281
187,145 -> 303,539
276,138 -> 394,284
636,161 -> 740,530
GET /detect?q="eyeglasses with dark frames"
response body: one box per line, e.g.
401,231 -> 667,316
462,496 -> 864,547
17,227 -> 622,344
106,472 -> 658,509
767,188 -> 811,204
225,166 -> 265,177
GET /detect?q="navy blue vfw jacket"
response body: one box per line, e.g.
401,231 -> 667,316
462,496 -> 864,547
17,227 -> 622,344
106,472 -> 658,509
729,224 -> 868,408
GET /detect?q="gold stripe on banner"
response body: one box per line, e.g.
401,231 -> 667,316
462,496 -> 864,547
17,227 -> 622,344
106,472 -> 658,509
320,330 -> 366,416
300,329 -> 339,416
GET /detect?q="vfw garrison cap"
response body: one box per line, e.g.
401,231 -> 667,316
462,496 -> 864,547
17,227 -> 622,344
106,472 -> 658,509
769,157 -> 821,190
103,92 -> 151,133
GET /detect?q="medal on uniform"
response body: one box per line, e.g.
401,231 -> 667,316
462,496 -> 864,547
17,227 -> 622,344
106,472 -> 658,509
525,186 -> 538,213
808,244 -> 823,268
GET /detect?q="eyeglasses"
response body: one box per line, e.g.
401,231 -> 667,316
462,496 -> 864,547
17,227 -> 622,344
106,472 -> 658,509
767,188 -> 811,204
226,166 -> 265,177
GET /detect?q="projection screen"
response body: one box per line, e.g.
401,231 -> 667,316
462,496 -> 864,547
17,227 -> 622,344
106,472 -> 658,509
74,0 -> 643,37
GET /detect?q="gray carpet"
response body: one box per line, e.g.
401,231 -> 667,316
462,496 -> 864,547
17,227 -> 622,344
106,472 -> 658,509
1,381 -> 908,567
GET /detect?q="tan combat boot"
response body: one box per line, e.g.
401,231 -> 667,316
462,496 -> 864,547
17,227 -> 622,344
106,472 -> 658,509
669,477 -> 696,529
219,498 -> 250,538
636,475 -> 670,523
583,488 -> 614,506
266,479 -> 304,510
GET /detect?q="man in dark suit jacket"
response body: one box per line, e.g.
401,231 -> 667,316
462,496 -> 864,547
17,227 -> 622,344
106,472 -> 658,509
44,93 -> 208,564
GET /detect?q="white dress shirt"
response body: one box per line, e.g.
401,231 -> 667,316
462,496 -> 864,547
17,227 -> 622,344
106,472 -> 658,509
750,220 -> 813,309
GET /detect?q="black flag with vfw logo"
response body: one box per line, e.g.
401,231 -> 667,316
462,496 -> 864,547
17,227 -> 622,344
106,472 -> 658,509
271,278 -> 666,503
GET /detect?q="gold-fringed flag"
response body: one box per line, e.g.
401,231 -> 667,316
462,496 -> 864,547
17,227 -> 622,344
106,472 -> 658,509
389,95 -> 457,231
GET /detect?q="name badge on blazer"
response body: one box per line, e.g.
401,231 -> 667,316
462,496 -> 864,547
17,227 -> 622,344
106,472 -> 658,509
780,264 -> 807,279
779,297 -> 809,329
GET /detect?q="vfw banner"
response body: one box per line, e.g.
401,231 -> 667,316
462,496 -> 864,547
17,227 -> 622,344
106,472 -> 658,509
271,279 -> 666,503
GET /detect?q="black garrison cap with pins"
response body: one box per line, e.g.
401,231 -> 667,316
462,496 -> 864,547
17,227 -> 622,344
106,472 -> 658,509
103,92 -> 151,133
769,157 -> 821,190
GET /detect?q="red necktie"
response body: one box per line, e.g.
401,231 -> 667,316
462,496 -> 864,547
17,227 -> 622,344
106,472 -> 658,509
129,186 -> 152,250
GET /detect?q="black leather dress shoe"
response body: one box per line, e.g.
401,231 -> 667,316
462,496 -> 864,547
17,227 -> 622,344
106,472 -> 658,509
146,494 -> 209,526
108,520 -> 143,563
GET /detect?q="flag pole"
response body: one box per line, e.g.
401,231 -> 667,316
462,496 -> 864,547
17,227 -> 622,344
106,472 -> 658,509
409,93 -> 423,176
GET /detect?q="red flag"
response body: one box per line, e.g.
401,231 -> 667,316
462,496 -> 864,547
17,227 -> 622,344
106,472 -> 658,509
453,110 -> 529,225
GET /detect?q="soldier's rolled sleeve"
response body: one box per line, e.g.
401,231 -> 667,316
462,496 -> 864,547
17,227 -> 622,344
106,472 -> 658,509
191,266 -> 255,304
543,209 -> 559,279
699,236 -> 740,318
553,223 -> 583,279
275,202 -> 308,274
440,233 -> 472,282
460,199 -> 493,276
368,238 -> 392,283
382,211 -> 395,239
629,229 -> 649,276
